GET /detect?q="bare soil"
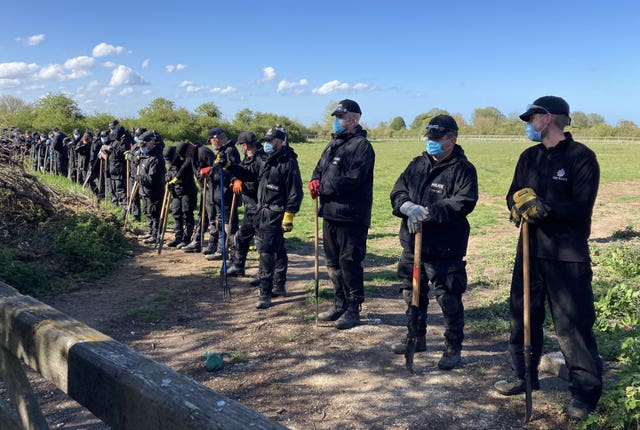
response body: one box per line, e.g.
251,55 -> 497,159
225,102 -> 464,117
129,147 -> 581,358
20,180 -> 640,429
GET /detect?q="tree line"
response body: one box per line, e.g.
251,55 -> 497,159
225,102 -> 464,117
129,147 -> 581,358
1,94 -> 638,143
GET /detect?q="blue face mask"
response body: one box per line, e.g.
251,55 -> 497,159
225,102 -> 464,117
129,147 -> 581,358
425,140 -> 445,157
333,117 -> 345,134
525,123 -> 542,142
101,137 -> 109,143
263,142 -> 274,154
134,136 -> 139,143
140,146 -> 150,155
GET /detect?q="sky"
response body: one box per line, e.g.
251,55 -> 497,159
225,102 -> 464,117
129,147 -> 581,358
1,0 -> 639,128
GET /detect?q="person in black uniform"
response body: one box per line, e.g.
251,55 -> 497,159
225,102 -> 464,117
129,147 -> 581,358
105,119 -> 133,207
494,96 -> 602,420
181,140 -> 216,253
219,127 -> 303,309
201,128 -> 241,261
137,131 -> 166,244
309,99 -> 375,330
227,131 -> 265,278
164,141 -> 198,248
51,127 -> 68,176
390,114 -> 478,370
74,131 -> 93,185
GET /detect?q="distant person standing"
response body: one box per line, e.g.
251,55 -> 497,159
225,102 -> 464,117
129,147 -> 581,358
309,99 -> 375,330
389,114 -> 478,370
137,131 -> 166,244
494,96 -> 602,420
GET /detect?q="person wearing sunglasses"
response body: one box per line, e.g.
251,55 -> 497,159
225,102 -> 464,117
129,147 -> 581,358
495,96 -> 602,420
390,114 -> 479,370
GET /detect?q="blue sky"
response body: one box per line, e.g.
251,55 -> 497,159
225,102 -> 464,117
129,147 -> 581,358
1,0 -> 638,127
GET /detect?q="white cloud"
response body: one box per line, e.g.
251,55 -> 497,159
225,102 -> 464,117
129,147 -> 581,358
353,82 -> 375,91
119,87 -> 134,95
0,79 -> 21,89
142,89 -> 153,95
262,66 -> 276,81
102,61 -> 117,68
24,84 -> 46,91
277,79 -> 309,93
142,59 -> 150,69
64,56 -> 95,69
312,80 -> 374,94
312,80 -> 350,95
210,86 -> 236,95
15,34 -> 45,46
109,65 -> 147,86
186,85 -> 206,93
35,64 -> 67,81
0,62 -> 38,79
92,42 -> 125,58
67,69 -> 91,79
165,64 -> 187,72
177,80 -> 193,88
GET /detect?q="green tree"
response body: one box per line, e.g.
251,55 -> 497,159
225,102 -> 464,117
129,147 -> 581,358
410,108 -> 449,130
571,111 -> 589,129
195,102 -> 222,118
31,93 -> 85,133
587,113 -> 605,126
471,106 -> 505,135
138,98 -> 201,142
389,116 -> 406,131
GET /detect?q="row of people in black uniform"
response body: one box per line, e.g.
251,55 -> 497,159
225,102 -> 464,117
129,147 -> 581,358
7,95 -> 602,419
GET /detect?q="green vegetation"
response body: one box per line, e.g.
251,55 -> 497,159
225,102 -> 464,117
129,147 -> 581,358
2,135 -> 639,426
580,232 -> 640,430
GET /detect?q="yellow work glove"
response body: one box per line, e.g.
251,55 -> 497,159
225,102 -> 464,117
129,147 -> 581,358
513,187 -> 549,224
282,212 -> 295,232
168,177 -> 180,186
215,151 -> 231,169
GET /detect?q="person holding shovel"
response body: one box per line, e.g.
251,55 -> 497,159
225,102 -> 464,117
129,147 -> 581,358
390,114 -> 478,370
216,127 -> 303,309
494,96 -> 602,420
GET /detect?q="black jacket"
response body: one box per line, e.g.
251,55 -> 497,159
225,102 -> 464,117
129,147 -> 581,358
390,145 -> 478,259
237,149 -> 266,213
311,125 -> 375,227
203,139 -> 240,206
229,146 -> 303,231
506,132 -> 599,262
138,144 -> 166,201
166,154 -> 198,198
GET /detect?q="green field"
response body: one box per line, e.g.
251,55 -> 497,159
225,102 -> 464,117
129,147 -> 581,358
288,137 -> 640,247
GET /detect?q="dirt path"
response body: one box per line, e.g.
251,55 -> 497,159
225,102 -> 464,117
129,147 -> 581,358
32,179 -> 640,429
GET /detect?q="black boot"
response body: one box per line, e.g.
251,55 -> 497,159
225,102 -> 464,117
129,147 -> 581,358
335,304 -> 360,330
167,234 -> 183,248
227,264 -> 245,277
202,239 -> 217,255
438,344 -> 462,370
272,284 -> 287,297
318,298 -> 347,322
256,291 -> 271,309
182,239 -> 201,253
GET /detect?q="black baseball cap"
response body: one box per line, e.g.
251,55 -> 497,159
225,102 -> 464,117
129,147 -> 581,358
262,127 -> 287,142
331,99 -> 362,116
519,96 -> 570,122
425,115 -> 459,139
237,131 -> 257,146
139,130 -> 156,143
207,127 -> 225,139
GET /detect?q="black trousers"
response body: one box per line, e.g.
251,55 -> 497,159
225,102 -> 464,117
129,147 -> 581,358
398,253 -> 467,347
255,227 -> 287,293
170,191 -> 196,241
508,256 -> 602,406
232,209 -> 262,266
323,220 -> 368,307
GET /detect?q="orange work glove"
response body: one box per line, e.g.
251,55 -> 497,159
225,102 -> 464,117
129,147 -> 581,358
232,179 -> 243,193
